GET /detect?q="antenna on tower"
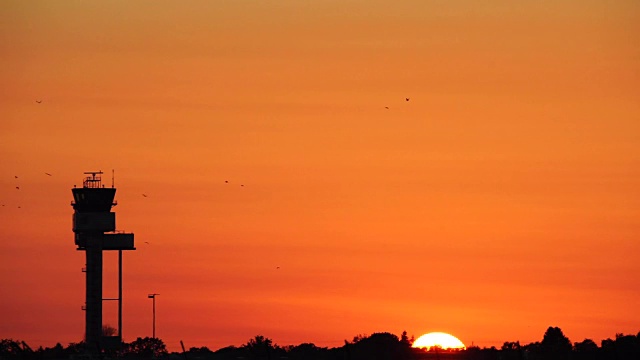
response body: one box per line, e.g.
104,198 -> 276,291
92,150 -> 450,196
112,169 -> 115,188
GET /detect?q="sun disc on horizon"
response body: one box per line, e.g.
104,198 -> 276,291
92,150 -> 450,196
412,332 -> 466,350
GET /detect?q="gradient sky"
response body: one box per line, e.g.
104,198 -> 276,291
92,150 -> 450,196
1,0 -> 639,352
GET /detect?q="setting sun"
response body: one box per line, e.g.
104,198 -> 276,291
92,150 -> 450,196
412,332 -> 466,350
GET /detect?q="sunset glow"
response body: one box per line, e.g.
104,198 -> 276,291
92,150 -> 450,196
1,0 -> 639,353
413,332 -> 466,350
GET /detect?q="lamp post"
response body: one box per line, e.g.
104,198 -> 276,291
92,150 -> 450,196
147,294 -> 159,338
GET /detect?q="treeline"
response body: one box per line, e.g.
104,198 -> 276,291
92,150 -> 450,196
2,327 -> 639,360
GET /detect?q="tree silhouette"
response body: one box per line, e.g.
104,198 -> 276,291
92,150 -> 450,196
102,324 -> 117,337
63,342 -> 85,358
613,333 -> 640,359
212,345 -> 242,360
187,345 -> 213,359
0,339 -> 23,357
348,332 -> 415,360
500,341 -> 522,360
400,331 -> 414,347
243,335 -> 274,360
3,326 -> 640,360
124,337 -> 168,359
573,338 -> 598,360
539,327 -> 571,360
285,343 -> 326,360
35,342 -> 65,359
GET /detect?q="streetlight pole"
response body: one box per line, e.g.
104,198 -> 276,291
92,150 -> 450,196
147,294 -> 159,338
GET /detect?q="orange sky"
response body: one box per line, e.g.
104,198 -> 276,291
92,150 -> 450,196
1,0 -> 639,352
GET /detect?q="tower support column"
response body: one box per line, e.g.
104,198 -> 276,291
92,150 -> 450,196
85,237 -> 103,352
118,250 -> 123,340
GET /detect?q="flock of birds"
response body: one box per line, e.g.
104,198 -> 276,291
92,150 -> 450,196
224,180 -> 244,187
385,97 -> 409,110
3,173 -> 52,208
6,95 -> 415,272
20,97 -> 248,201
6,95 -> 411,216
34,98 -> 410,107
4,172 -> 249,208
140,180 -> 244,199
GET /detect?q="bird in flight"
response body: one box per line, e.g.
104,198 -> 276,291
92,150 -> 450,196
144,241 -> 150,244
36,100 -> 42,104
15,186 -> 20,190
276,266 -> 280,269
240,184 -> 244,187
405,98 -> 410,102
14,176 -> 18,179
142,194 -> 148,197
45,172 -> 52,176
225,180 -> 229,183
385,106 -> 389,109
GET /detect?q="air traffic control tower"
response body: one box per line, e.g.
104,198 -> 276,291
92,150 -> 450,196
72,171 -> 135,354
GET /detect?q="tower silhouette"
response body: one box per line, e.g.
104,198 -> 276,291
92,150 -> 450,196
72,171 -> 135,354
